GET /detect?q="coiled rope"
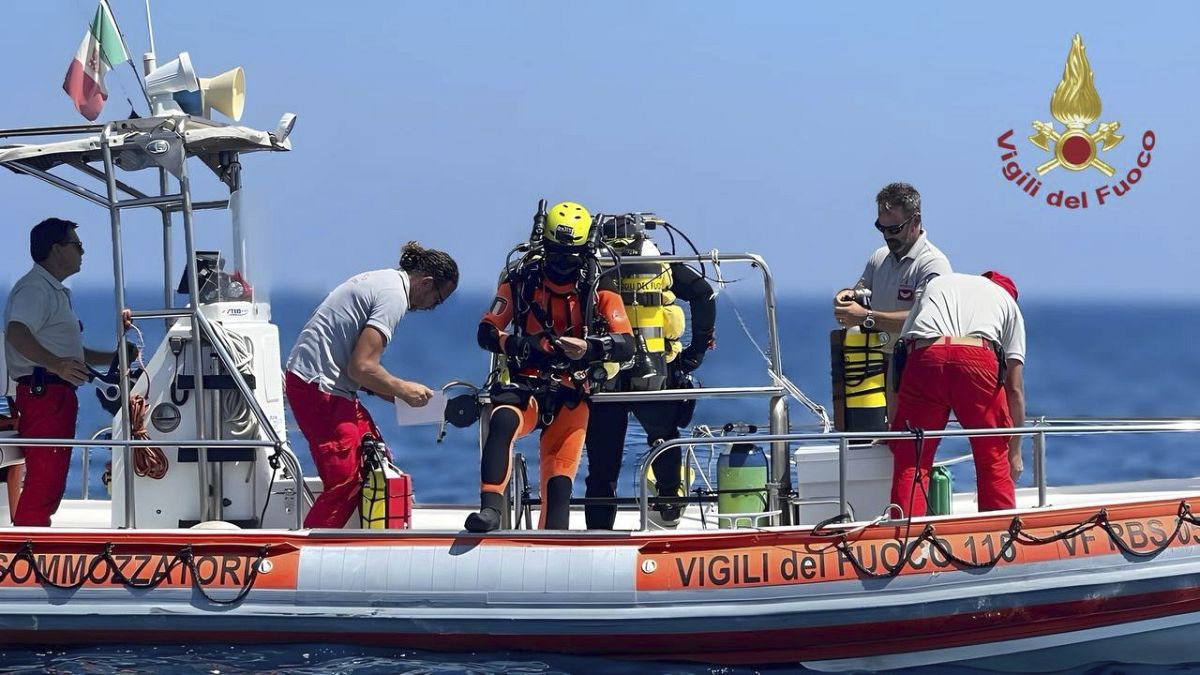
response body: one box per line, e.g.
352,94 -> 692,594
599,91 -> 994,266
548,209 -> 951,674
121,322 -> 169,480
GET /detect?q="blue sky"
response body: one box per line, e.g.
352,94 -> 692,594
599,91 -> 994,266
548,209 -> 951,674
0,1 -> 1196,299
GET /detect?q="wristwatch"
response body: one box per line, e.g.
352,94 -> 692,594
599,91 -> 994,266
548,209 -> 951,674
862,311 -> 876,330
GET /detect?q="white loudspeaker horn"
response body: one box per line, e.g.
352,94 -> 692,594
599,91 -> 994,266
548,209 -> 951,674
145,52 -> 199,95
199,66 -> 245,122
146,52 -> 199,116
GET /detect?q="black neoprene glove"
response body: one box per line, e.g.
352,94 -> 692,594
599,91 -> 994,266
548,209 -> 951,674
678,343 -> 706,373
504,335 -> 539,360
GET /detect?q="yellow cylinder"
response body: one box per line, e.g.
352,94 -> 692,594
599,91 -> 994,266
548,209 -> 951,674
838,327 -> 887,431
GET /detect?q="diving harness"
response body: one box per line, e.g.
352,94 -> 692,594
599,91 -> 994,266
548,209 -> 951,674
482,199 -> 628,426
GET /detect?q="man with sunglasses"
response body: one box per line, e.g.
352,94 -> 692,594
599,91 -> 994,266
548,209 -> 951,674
285,241 -> 458,528
833,183 -> 952,413
4,218 -> 131,526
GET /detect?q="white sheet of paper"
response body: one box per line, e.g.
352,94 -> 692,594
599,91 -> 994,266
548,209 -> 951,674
394,392 -> 449,426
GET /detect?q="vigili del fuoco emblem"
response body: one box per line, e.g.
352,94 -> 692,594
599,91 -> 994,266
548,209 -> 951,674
1029,33 -> 1122,177
996,33 -> 1155,209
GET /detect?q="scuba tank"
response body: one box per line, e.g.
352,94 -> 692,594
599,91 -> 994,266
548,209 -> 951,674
830,289 -> 888,432
617,238 -> 671,391
360,436 -> 412,529
601,216 -> 683,392
928,465 -> 954,516
716,423 -> 768,529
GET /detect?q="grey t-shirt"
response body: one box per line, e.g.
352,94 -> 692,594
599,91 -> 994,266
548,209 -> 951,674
286,269 -> 410,398
857,233 -> 952,313
856,232 -> 951,353
900,273 -> 1026,364
4,264 -> 85,379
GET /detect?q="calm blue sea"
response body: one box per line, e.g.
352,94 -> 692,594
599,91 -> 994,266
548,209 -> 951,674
2,289 -> 1198,674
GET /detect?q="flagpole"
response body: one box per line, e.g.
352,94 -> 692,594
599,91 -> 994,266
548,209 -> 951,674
102,0 -> 151,109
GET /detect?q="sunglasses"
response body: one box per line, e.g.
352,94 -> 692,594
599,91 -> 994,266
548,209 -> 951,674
874,213 -> 918,236
431,282 -> 447,308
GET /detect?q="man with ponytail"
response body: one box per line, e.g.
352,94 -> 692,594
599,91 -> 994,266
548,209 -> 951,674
285,241 -> 458,528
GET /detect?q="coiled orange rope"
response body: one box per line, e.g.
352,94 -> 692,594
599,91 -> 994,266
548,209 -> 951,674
127,394 -> 168,480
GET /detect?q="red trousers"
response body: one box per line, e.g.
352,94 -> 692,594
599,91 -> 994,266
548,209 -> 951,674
285,372 -> 381,528
889,342 -> 1015,517
13,383 -> 77,527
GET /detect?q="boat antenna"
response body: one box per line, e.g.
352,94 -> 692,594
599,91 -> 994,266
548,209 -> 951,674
102,0 -> 151,111
144,0 -> 156,57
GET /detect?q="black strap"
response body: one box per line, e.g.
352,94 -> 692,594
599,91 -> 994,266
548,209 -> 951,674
992,340 -> 1008,386
891,339 -> 908,392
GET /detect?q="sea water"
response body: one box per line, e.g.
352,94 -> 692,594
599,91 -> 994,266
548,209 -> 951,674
0,289 -> 1196,674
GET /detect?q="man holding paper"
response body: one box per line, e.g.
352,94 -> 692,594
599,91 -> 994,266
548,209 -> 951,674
285,242 -> 458,528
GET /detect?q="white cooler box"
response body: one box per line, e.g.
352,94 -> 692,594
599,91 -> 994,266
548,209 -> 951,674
0,433 -> 21,468
793,442 -> 894,525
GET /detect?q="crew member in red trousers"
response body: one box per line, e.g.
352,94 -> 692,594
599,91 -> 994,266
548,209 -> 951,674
285,242 -> 458,529
888,271 -> 1026,517
4,218 -> 132,527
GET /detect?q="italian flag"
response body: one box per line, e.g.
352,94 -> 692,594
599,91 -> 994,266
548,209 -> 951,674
62,1 -> 128,121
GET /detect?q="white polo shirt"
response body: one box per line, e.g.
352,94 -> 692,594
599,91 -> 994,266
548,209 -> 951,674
900,273 -> 1026,364
4,264 -> 85,379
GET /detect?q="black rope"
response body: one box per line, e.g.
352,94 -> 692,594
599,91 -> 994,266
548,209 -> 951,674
904,423 -> 932,513
258,456 -> 281,529
0,540 -> 271,604
831,500 -> 1200,579
178,544 -> 270,606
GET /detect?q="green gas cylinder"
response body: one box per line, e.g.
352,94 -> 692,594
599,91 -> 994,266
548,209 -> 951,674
928,465 -> 954,516
717,441 -> 768,529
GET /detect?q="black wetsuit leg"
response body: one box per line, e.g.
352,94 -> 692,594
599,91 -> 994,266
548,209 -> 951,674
465,405 -> 525,533
631,401 -> 684,499
584,401 -> 629,530
480,405 -> 521,492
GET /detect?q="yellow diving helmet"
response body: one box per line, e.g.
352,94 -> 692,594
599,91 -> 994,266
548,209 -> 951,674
544,201 -> 592,249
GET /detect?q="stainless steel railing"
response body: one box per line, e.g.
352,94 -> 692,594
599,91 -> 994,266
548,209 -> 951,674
636,419 -> 1200,531
0,435 -> 302,529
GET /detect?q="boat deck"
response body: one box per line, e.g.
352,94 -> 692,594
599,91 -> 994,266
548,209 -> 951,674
8,475 -> 1200,533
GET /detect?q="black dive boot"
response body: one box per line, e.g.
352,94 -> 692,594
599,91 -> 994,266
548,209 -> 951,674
465,492 -> 505,533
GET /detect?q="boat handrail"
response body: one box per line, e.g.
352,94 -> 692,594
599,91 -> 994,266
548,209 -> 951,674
1034,417 -> 1200,425
0,437 -> 277,449
480,386 -> 787,405
0,124 -> 106,139
635,419 -> 1200,531
0,435 -> 301,528
595,252 -> 784,382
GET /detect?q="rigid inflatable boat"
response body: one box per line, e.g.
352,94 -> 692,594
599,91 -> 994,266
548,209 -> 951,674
1,22 -> 1199,674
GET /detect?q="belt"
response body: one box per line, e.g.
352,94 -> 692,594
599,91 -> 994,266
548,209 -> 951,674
14,374 -> 75,389
909,336 -> 990,351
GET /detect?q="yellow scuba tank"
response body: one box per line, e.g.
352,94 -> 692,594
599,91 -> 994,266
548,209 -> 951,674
830,326 -> 888,431
360,437 -> 412,529
614,239 -> 674,391
661,289 -> 686,363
